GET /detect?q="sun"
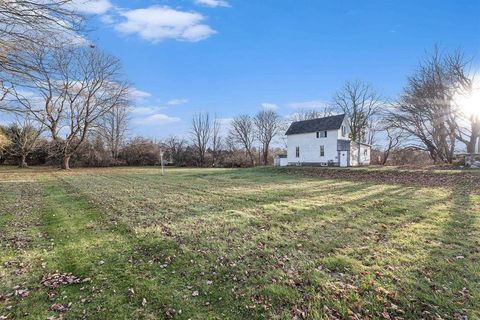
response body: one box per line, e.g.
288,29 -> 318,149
454,86 -> 480,117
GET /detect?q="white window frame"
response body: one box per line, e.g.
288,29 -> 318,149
320,145 -> 325,157
295,146 -> 300,158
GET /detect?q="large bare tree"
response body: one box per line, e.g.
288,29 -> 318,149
191,112 -> 211,166
446,52 -> 480,155
332,80 -> 382,143
388,48 -> 468,163
254,109 -> 282,165
6,45 -> 129,169
229,115 -> 256,166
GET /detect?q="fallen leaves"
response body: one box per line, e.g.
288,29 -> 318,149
165,308 -> 176,318
41,272 -> 90,289
50,303 -> 71,312
13,287 -> 29,298
282,167 -> 480,191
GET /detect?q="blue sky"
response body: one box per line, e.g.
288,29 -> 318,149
74,0 -> 480,138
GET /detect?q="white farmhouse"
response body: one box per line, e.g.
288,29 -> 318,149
285,114 -> 371,167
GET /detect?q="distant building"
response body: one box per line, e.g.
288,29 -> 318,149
274,154 -> 288,167
285,114 -> 370,167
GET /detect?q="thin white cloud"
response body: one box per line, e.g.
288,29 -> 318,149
135,113 -> 181,125
261,102 -> 278,110
99,14 -> 116,25
288,100 -> 328,109
167,98 -> 188,106
69,0 -> 113,15
130,88 -> 152,100
131,106 -> 158,115
114,6 -> 216,43
218,117 -> 233,127
194,0 -> 230,8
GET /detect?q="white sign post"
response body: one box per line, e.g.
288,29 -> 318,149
160,151 -> 165,176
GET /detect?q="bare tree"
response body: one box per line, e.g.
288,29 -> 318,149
388,48 -> 465,163
0,1 -> 82,46
191,112 -> 211,166
211,115 -> 222,166
95,102 -> 130,160
289,107 -> 332,122
2,115 -> 44,167
163,135 -> 187,166
332,80 -> 382,143
229,115 -> 256,166
6,45 -> 129,169
254,109 -> 282,165
446,51 -> 480,155
0,0 -> 83,101
374,117 -> 404,165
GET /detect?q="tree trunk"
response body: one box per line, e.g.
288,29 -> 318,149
263,146 -> 269,166
18,155 -> 28,168
247,150 -> 256,167
467,120 -> 480,154
381,151 -> 389,165
62,155 -> 71,170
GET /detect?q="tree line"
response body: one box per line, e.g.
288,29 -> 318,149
0,1 -> 478,169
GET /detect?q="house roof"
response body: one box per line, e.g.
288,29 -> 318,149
285,114 -> 346,135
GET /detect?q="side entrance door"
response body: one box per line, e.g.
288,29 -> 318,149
339,151 -> 348,167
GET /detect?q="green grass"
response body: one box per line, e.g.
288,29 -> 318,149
0,166 -> 479,319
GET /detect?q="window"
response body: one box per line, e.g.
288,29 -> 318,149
295,146 -> 300,158
364,148 -> 368,156
341,126 -> 346,137
317,131 -> 327,138
320,145 -> 325,157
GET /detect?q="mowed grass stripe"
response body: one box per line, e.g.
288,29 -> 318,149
1,167 -> 479,319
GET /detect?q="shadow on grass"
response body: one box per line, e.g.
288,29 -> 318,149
398,189 -> 480,319
38,168 -> 480,319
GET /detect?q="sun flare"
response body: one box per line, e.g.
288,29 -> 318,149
454,84 -> 480,117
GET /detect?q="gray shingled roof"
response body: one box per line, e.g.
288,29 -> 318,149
285,114 -> 345,135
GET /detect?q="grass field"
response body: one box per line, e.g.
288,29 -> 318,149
0,166 -> 479,319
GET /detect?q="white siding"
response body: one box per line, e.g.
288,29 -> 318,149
287,130 -> 340,164
274,157 -> 288,166
350,143 -> 371,166
285,116 -> 372,167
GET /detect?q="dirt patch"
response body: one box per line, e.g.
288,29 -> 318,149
280,167 -> 480,192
